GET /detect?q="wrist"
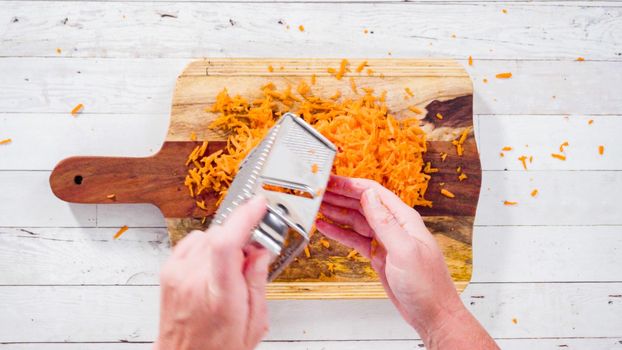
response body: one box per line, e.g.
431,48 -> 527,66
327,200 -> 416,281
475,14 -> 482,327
413,295 -> 467,343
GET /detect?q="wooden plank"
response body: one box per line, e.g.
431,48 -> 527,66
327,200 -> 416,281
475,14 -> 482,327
0,283 -> 621,342
1,2 -> 621,60
1,226 -> 621,285
2,338 -> 622,350
0,59 -> 620,115
1,114 -> 620,171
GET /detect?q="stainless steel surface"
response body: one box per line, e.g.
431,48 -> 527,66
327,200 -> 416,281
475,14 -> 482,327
212,113 -> 337,280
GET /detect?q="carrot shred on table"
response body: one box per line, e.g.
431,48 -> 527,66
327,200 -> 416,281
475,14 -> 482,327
512,318 -> 518,324
458,172 -> 468,181
56,48 -> 62,54
576,57 -> 585,62
502,146 -> 512,151
327,262 -> 335,273
495,72 -> 512,79
0,138 -> 11,145
531,189 -> 538,197
408,105 -> 423,114
500,152 -> 505,157
529,155 -> 533,163
190,131 -> 197,141
405,87 -> 414,98
311,163 -> 319,173
106,194 -> 116,200
440,152 -> 448,162
71,103 -> 84,116
598,145 -> 604,155
503,200 -> 517,206
304,246 -> 311,258
436,113 -> 443,120
441,188 -> 455,198
551,153 -> 566,161
588,119 -> 594,125
559,141 -> 569,152
298,25 -> 305,32
502,9 -> 508,14
483,78 -> 488,83
330,90 -> 341,100
113,225 -> 129,239
366,68 -> 374,76
268,65 -> 274,73
328,59 -> 350,80
468,56 -> 473,66
518,155 -> 528,170
311,74 -> 317,85
319,238 -> 330,248
349,77 -> 358,94
346,249 -> 358,259
356,61 -> 367,73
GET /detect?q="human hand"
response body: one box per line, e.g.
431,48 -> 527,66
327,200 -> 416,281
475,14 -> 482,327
154,196 -> 272,350
316,175 -> 498,349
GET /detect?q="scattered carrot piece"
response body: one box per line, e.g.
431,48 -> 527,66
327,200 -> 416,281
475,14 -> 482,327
423,162 -> 439,174
468,56 -> 473,66
451,34 -> 456,38
279,66 -> 284,71
531,189 -> 538,197
576,57 -> 585,62
503,201 -> 517,206
201,216 -> 207,225
113,225 -> 129,239
298,25 -> 305,32
436,113 -> 443,120
440,152 -> 448,162
329,90 -> 341,100
451,127 -> 471,156
268,65 -> 274,73
496,72 -> 512,79
327,262 -> 335,273
551,153 -> 566,161
190,131 -> 197,141
304,245 -> 311,258
311,74 -> 317,85
599,145 -> 604,155
409,105 -> 423,114
106,194 -> 116,200
366,68 -> 374,76
518,155 -> 528,170
588,119 -> 594,125
405,87 -> 414,98
512,318 -> 518,324
319,238 -> 330,249
311,163 -> 319,173
196,200 -> 208,210
483,78 -> 488,83
56,48 -> 61,54
559,141 -> 569,152
502,146 -> 512,151
355,61 -> 368,73
456,166 -> 462,173
0,138 -> 11,145
349,77 -> 358,94
441,189 -> 455,198
499,152 -> 505,157
346,249 -> 358,259
458,173 -> 468,181
71,103 -> 84,116
502,9 -> 508,14
363,29 -> 369,34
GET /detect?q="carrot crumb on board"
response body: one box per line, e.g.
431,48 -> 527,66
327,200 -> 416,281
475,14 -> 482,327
576,57 -> 585,62
113,225 -> 129,239
496,72 -> 512,79
559,141 -> 569,152
71,103 -> 84,116
304,245 -> 311,258
502,146 -> 512,151
436,113 -> 444,120
298,25 -> 305,32
456,166 -> 462,173
404,87 -> 414,98
349,77 -> 358,93
458,172 -> 468,181
441,188 -> 455,198
531,189 -> 539,197
599,145 -> 605,155
451,127 -> 471,156
196,200 -> 208,210
512,318 -> 518,324
468,56 -> 473,66
268,65 -> 274,73
106,194 -> 116,200
319,238 -> 330,248
408,105 -> 423,114
330,90 -> 341,100
588,119 -> 594,125
366,68 -> 374,76
311,163 -> 319,173
279,66 -> 284,71
504,200 -> 518,206
440,152 -> 448,162
355,61 -> 368,73
327,262 -> 335,273
0,138 -> 12,145
518,155 -> 528,170
346,249 -> 358,259
551,153 -> 566,161
423,162 -> 439,174
190,131 -> 197,141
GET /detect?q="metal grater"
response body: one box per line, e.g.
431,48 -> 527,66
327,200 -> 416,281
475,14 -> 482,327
211,113 -> 337,280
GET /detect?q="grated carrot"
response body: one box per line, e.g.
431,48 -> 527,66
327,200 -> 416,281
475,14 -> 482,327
349,77 -> 358,94
551,153 -> 566,161
441,188 -> 455,198
500,152 -> 505,157
440,152 -> 448,162
576,57 -> 585,62
409,105 -> 423,114
588,119 -> 594,125
311,163 -> 319,173
364,29 -> 369,34
458,173 -> 468,181
456,166 -> 462,173
503,201 -> 517,206
346,249 -> 358,259
451,127 -> 471,156
329,59 -> 350,80
366,68 -> 374,76
355,61 -> 367,73
512,318 -> 518,324
436,113 -> 443,120
468,56 -> 473,66
327,262 -> 335,273
502,9 -> 507,14
559,141 -> 569,152
599,145 -> 604,155
495,72 -> 512,79
311,74 -> 317,85
319,238 -> 330,248
423,162 -> 439,174
113,225 -> 129,239
304,246 -> 311,258
71,103 -> 84,116
190,131 -> 197,141
106,194 -> 116,200
56,48 -> 61,54
298,25 -> 305,32
531,189 -> 538,197
268,65 -> 274,73
483,78 -> 488,83
502,146 -> 512,151
405,87 -> 414,98
518,155 -> 528,170
0,138 -> 11,145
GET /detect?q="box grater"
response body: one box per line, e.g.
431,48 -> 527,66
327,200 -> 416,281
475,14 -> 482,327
211,113 -> 337,280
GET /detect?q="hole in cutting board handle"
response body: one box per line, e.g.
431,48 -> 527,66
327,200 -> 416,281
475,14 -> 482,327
74,175 -> 83,185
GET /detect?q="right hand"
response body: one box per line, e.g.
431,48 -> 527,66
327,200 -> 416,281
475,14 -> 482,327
316,175 -> 498,349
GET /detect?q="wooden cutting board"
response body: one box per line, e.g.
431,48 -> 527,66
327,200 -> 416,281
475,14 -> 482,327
50,59 -> 480,299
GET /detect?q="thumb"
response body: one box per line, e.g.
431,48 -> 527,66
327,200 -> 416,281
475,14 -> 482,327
244,246 -> 272,346
361,188 -> 413,256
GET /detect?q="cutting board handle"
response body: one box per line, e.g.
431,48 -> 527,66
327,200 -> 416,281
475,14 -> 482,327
49,141 -> 225,217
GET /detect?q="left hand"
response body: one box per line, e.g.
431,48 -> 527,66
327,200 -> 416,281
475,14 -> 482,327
154,196 -> 272,350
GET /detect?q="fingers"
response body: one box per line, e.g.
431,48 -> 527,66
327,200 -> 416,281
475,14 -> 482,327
315,219 -> 371,259
322,192 -> 363,213
360,188 -> 412,255
243,246 -> 272,346
216,195 -> 268,249
326,174 -> 376,199
319,202 -> 374,237
172,230 -> 206,259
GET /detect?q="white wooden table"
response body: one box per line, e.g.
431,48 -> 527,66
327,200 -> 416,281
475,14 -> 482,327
1,1 -> 621,348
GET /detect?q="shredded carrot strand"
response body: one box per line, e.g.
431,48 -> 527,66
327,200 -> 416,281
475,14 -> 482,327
559,141 -> 569,152
598,145 -> 604,155
0,138 -> 12,145
113,225 -> 129,239
440,189 -> 455,198
503,201 -> 517,206
71,103 -> 84,116
495,72 -> 512,79
518,155 -> 528,170
531,189 -> 538,197
502,146 -> 512,151
355,61 -> 368,73
551,153 -> 566,161
468,56 -> 473,66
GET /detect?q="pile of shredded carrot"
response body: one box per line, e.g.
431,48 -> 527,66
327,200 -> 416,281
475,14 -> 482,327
185,79 -> 433,209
